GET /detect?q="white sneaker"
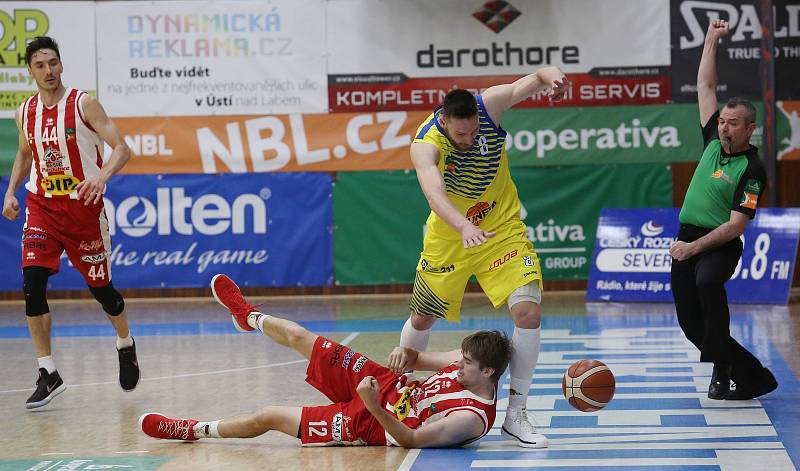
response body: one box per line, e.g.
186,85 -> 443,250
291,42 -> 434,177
501,407 -> 549,448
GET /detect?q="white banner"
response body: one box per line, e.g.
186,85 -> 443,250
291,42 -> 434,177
96,0 -> 327,117
326,0 -> 670,76
0,1 -> 96,118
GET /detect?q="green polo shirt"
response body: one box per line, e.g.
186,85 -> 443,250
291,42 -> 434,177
679,111 -> 766,229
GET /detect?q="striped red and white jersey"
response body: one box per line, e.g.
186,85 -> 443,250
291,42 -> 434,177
383,363 -> 497,446
21,88 -> 104,199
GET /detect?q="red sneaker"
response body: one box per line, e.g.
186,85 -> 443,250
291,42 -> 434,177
211,274 -> 256,332
139,413 -> 198,441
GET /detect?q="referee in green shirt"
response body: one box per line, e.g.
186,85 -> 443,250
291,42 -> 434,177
669,19 -> 777,401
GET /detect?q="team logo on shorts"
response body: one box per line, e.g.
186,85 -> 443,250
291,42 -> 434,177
523,256 -> 533,266
352,356 -> 368,373
421,259 -> 455,273
81,252 -> 107,264
79,239 -> 104,252
26,251 -> 36,260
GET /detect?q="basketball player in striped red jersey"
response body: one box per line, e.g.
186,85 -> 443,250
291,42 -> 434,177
2,36 -> 140,409
139,274 -> 511,448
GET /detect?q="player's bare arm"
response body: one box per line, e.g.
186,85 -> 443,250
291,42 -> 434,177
411,142 -> 496,249
387,346 -> 461,374
482,66 -> 569,124
697,19 -> 729,126
670,211 -> 748,261
356,376 -> 484,448
74,94 -> 131,205
2,109 -> 34,221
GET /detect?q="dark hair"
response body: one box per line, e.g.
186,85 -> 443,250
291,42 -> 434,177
26,36 -> 60,66
461,330 -> 513,382
725,97 -> 756,124
442,89 -> 478,119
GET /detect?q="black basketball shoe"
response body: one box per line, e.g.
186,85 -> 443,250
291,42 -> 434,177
26,368 -> 66,409
118,338 -> 140,391
726,367 -> 778,400
708,363 -> 731,400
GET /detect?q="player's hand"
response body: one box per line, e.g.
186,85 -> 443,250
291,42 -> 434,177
460,223 -> 496,249
669,241 -> 698,261
2,193 -> 19,221
356,376 -> 380,406
548,77 -> 570,102
75,174 -> 108,206
707,19 -> 730,41
388,346 -> 419,373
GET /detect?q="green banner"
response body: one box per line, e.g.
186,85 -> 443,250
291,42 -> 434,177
333,164 -> 672,285
504,103 -> 769,166
0,118 -> 16,175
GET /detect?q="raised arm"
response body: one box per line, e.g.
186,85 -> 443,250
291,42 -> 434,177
2,109 -> 34,221
481,66 -> 569,124
411,142 -> 495,248
697,19 -> 729,126
356,376 -> 485,448
74,94 -> 131,205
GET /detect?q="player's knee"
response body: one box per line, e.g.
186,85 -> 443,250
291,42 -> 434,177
410,312 -> 436,330
89,283 -> 125,316
508,283 -> 542,328
23,266 -> 50,317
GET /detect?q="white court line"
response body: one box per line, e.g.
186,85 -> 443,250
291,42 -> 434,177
477,441 -> 785,451
114,450 -> 149,454
472,458 -> 720,467
39,453 -> 73,456
397,448 -> 421,471
1,332 -> 361,395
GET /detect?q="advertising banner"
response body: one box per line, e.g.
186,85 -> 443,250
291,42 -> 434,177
112,111 -> 424,174
329,70 -> 671,113
586,208 -> 800,304
0,2 -> 96,118
333,164 -> 672,285
0,173 -> 333,290
670,0 -> 800,102
778,100 -> 800,160
96,0 -> 327,117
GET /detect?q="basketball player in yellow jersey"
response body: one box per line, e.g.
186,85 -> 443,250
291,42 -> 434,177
388,67 -> 569,448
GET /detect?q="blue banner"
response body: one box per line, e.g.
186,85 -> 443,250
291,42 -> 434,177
0,174 -> 333,290
587,208 -> 800,304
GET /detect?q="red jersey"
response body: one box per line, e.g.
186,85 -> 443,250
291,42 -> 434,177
21,88 -> 104,199
382,365 -> 497,446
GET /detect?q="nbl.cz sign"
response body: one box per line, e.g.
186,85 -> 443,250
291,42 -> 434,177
587,208 -> 800,304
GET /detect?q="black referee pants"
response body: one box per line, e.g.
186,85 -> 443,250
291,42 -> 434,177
670,224 -> 764,385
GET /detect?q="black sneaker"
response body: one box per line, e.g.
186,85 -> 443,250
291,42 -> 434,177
118,338 -> 140,391
26,368 -> 66,409
726,367 -> 778,400
708,363 -> 731,400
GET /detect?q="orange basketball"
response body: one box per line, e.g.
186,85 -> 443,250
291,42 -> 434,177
561,359 -> 615,412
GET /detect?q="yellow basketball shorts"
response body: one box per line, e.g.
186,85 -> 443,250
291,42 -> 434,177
410,221 -> 543,322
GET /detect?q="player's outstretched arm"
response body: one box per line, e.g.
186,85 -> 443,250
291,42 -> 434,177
357,376 -> 484,448
387,346 -> 461,373
697,19 -> 729,126
481,66 -> 569,123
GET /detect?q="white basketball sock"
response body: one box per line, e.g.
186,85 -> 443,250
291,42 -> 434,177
508,326 -> 541,410
399,317 -> 431,352
116,335 -> 133,350
37,355 -> 56,374
193,420 -> 221,439
247,312 -> 269,331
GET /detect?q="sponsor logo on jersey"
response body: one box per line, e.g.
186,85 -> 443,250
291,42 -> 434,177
41,174 -> 80,195
523,255 -> 533,266
328,345 -> 345,366
740,192 -> 758,209
23,241 -> 45,250
341,350 -> 354,369
23,233 -> 47,240
26,251 -> 36,260
331,413 -> 344,442
466,201 -> 496,226
79,239 -> 104,252
711,169 -> 734,184
489,249 -> 518,272
321,340 -> 332,349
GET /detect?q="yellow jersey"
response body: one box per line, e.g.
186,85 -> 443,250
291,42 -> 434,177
413,95 -> 521,241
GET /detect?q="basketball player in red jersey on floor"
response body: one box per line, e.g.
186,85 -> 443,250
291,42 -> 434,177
2,36 -> 140,409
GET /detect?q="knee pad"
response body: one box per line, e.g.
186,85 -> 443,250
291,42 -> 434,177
23,266 -> 50,317
507,282 -> 542,310
89,283 -> 125,316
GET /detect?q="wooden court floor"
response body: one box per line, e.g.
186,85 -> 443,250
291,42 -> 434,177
0,292 -> 799,470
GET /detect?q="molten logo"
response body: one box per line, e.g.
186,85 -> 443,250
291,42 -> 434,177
640,220 -> 664,237
473,1 -> 521,33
